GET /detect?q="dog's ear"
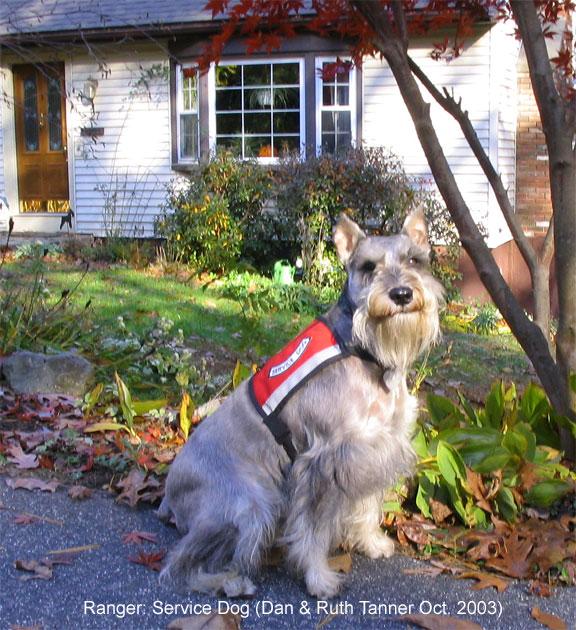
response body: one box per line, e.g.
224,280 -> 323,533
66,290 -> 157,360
334,214 -> 366,264
402,207 -> 429,249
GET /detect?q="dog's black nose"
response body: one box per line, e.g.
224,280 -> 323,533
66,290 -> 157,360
389,286 -> 413,306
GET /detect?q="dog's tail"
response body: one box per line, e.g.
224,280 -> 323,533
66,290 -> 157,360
160,523 -> 239,591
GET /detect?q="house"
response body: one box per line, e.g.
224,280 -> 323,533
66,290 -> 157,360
0,1 -> 554,301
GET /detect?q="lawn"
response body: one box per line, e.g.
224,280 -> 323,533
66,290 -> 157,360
1,256 -> 532,402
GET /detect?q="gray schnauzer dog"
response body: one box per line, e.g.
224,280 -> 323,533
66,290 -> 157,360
158,209 -> 444,599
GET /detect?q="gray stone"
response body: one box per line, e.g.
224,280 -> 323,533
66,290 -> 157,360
1,351 -> 95,397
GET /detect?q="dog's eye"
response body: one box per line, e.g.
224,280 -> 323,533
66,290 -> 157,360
408,256 -> 421,265
360,261 -> 376,274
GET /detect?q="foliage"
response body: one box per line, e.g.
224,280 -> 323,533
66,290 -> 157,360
13,242 -> 63,260
469,303 -> 502,336
274,147 -> 459,293
0,254 -> 94,354
218,271 -> 319,319
412,382 -> 575,527
156,183 -> 242,272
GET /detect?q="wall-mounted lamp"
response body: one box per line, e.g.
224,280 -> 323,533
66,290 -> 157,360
81,78 -> 98,105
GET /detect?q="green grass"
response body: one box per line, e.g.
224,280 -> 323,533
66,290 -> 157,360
2,261 -> 307,357
2,259 -> 532,399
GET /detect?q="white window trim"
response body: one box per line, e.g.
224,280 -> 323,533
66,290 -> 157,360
208,57 -> 305,164
315,57 -> 357,156
176,63 -> 200,163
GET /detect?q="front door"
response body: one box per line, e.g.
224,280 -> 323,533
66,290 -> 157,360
13,63 -> 70,213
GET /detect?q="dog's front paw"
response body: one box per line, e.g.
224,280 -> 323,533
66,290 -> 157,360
305,566 -> 343,599
358,531 -> 395,560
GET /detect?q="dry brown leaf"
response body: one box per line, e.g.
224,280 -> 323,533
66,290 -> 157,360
430,498 -> 452,524
398,614 -> 483,630
14,559 -> 53,581
68,485 -> 93,500
484,531 -> 533,578
6,444 -> 39,469
127,549 -> 166,572
402,565 -> 446,578
115,469 -> 162,507
327,552 -> 352,574
122,530 -> 158,545
457,570 -> 510,593
5,477 -> 59,492
167,612 -> 241,630
531,607 -> 567,630
529,580 -> 552,597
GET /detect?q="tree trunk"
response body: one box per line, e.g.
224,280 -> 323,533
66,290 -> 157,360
350,0 -> 569,433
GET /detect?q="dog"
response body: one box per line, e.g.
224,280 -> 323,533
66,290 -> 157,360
158,209 -> 444,599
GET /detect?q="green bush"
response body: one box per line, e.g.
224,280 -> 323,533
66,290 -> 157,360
410,382 -> 575,526
274,148 -> 460,293
156,184 -> 243,273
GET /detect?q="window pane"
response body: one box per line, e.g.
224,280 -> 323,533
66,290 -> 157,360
321,134 -> 335,154
273,112 -> 299,134
216,136 -> 242,155
337,85 -> 349,106
321,111 -> 335,132
274,135 -> 300,155
47,76 -> 63,151
274,87 -> 299,109
216,65 -> 241,87
216,89 -> 242,111
336,132 -> 352,153
244,64 -> 270,86
180,114 -> 198,159
273,63 -> 299,84
323,85 -> 335,107
336,111 -> 351,134
216,113 -> 242,135
23,76 -> 39,152
245,113 -> 271,134
245,136 -> 274,158
335,66 -> 350,83
244,88 -> 272,110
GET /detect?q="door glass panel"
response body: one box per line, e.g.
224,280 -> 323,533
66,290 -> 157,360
23,76 -> 39,152
47,76 -> 63,151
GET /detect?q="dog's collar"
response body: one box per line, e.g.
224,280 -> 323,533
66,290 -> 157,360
327,291 -> 384,369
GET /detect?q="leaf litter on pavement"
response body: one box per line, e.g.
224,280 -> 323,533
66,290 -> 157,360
0,386 -> 574,630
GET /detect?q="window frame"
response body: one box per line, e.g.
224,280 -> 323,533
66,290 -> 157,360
314,57 -> 357,156
176,63 -> 200,163
208,57 -> 306,164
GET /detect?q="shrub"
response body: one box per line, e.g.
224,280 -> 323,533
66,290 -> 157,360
411,382 -> 575,526
156,151 -> 272,272
274,147 -> 460,293
156,184 -> 243,273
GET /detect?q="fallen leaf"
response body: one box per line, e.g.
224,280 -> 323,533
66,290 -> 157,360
457,570 -> 510,592
485,530 -> 533,578
128,549 -> 166,572
115,469 -> 163,507
531,607 -> 567,630
430,498 -> 453,524
14,559 -> 53,581
327,552 -> 352,574
122,530 -> 158,545
398,614 -> 483,629
529,580 -> 552,597
6,444 -> 39,469
167,612 -> 240,629
68,485 -> 92,500
5,477 -> 59,492
13,513 -> 39,525
47,544 -> 99,555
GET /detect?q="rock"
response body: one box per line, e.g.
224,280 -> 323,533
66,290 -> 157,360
1,351 -> 95,397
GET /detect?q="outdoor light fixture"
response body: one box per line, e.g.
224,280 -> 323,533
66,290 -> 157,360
81,78 -> 98,105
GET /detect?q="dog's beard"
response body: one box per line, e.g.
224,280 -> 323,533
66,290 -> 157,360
352,286 -> 440,371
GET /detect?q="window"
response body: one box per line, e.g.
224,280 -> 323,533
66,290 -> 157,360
213,60 -> 304,160
316,58 -> 356,155
177,65 -> 199,161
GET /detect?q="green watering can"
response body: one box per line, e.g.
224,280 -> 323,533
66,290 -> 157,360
273,259 -> 295,285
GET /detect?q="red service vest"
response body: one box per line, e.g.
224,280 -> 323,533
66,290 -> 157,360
250,319 -> 344,419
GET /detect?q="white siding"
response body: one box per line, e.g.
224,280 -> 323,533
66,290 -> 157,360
69,45 -> 172,236
0,67 -> 6,230
363,26 -> 514,247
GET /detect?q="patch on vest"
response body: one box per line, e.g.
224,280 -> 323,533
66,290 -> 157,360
250,319 -> 343,417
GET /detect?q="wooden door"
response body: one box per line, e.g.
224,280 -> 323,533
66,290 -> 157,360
13,63 -> 70,213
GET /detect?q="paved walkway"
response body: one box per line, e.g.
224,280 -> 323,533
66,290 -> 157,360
0,478 -> 574,630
